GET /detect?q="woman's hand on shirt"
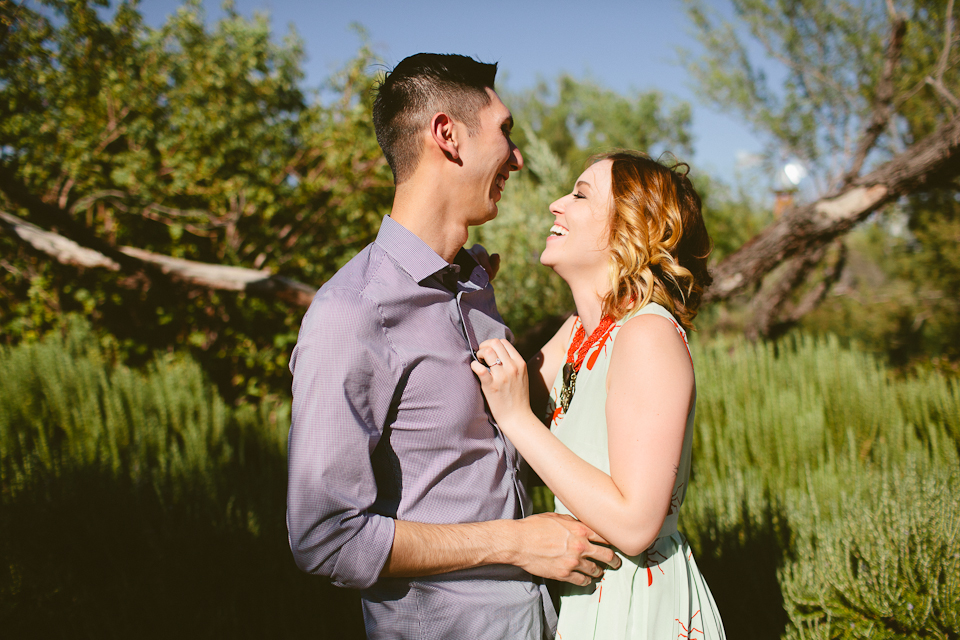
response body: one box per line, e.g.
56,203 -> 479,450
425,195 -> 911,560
471,338 -> 534,430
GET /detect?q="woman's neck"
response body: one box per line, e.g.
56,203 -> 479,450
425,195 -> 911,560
569,282 -> 607,336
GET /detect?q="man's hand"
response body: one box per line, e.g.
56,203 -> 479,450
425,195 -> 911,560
511,512 -> 621,586
467,243 -> 501,281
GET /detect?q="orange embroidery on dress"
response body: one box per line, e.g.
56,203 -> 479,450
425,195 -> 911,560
676,610 -> 703,638
551,406 -> 563,425
644,547 -> 668,586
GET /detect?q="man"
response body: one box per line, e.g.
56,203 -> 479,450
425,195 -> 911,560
287,53 -> 618,639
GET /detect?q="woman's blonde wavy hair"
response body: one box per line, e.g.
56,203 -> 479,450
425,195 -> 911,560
598,151 -> 713,332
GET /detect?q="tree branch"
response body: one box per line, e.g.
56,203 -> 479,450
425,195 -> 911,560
745,244 -> 827,341
926,0 -> 959,109
69,190 -> 130,214
935,0 -> 956,83
786,241 -> 847,323
0,209 -> 318,307
926,75 -> 960,109
0,210 -> 121,271
0,163 -> 154,275
745,241 -> 848,340
843,14 -> 907,184
705,110 -> 960,303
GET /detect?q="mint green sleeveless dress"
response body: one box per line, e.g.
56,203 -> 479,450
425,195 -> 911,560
546,303 -> 725,640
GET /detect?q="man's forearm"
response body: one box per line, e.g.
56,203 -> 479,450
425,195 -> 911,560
381,519 -> 520,578
380,513 -> 619,585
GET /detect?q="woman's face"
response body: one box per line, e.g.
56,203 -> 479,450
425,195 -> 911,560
540,159 -> 613,283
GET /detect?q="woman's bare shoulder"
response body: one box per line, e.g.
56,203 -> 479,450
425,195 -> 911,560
611,312 -> 692,374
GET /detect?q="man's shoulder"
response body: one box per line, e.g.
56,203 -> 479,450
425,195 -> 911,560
321,242 -> 385,294
300,242 -> 402,334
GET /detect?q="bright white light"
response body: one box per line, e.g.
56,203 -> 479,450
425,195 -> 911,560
782,162 -> 806,186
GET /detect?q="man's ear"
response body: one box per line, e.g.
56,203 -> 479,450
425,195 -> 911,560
430,112 -> 462,164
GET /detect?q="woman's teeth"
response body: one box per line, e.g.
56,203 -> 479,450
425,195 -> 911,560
550,224 -> 568,236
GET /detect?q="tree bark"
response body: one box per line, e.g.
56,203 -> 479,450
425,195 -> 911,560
705,110 -> 960,303
745,244 -> 827,341
1,210 -> 317,307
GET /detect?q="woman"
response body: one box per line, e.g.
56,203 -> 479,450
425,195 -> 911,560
471,151 -> 725,639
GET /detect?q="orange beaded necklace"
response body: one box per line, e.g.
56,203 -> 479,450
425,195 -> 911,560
558,315 -> 615,413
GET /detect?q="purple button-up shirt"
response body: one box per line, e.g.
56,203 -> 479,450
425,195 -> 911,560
287,216 -> 556,639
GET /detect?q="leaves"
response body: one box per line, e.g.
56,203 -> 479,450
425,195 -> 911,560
0,1 -> 393,399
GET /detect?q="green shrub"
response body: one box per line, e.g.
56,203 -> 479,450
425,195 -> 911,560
681,333 -> 960,639
780,462 -> 960,639
0,318 -> 364,639
691,333 -> 960,491
4,320 -> 959,639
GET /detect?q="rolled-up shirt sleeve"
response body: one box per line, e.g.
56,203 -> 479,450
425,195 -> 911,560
287,286 -> 400,589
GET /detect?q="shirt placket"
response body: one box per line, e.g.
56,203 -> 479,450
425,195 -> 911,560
455,290 -> 527,519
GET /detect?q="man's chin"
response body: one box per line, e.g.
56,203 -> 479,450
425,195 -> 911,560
473,205 -> 498,226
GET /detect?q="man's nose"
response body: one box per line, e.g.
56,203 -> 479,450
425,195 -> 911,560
509,143 -> 524,172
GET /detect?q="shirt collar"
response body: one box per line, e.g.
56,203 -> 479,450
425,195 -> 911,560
375,215 -> 487,290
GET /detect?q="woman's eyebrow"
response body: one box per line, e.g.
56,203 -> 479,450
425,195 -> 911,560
576,180 -> 592,192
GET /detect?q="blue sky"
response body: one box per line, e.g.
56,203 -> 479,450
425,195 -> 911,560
138,0 -> 771,187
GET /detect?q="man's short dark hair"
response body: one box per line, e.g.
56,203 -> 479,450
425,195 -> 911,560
373,53 -> 498,184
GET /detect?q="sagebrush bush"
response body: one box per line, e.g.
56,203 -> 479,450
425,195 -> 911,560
0,319 -> 364,639
3,322 -> 958,639
780,462 -> 960,640
682,333 -> 960,639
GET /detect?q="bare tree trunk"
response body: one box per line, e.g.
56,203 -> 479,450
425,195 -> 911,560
1,210 -> 317,307
745,244 -> 827,341
705,111 -> 960,304
745,241 -> 848,340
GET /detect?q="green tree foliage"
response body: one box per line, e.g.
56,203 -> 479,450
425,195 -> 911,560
801,195 -> 960,370
509,75 -> 693,181
683,0 -> 960,364
684,0 -> 957,181
0,0 -> 393,398
1,0 -> 774,380
0,0 -> 711,385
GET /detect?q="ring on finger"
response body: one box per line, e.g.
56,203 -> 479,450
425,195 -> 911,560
491,358 -> 503,366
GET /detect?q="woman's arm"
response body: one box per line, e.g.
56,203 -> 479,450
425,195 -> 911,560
471,314 -> 693,556
527,314 -> 577,420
